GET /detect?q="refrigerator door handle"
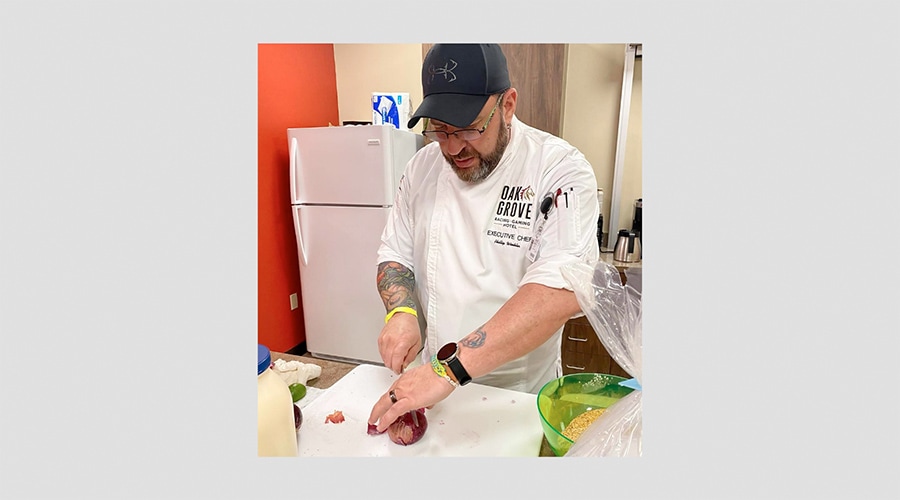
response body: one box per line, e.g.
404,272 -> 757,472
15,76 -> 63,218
293,207 -> 308,267
289,136 -> 299,203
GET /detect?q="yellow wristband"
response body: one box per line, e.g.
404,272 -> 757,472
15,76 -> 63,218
384,306 -> 417,324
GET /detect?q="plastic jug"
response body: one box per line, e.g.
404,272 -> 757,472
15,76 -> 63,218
257,344 -> 298,456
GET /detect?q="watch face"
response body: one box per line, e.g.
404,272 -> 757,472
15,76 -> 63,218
437,342 -> 457,360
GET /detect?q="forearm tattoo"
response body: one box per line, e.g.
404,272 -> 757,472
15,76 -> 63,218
461,325 -> 487,349
377,262 -> 417,312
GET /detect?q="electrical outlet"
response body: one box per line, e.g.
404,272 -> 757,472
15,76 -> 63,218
289,293 -> 299,310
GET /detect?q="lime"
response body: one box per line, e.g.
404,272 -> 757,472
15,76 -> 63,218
289,383 -> 307,402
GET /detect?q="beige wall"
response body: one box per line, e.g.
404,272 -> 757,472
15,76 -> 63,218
562,44 -> 642,241
332,44 -> 424,132
332,44 -> 643,240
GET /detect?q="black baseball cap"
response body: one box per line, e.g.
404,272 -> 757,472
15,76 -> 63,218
407,44 -> 510,129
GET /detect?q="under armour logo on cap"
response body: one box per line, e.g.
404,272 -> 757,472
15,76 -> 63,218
429,59 -> 458,82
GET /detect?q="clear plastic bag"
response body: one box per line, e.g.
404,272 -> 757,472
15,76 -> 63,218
560,260 -> 642,457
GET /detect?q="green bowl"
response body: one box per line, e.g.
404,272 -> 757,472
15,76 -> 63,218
537,373 -> 634,456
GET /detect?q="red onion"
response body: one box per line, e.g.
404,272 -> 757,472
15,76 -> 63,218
324,410 -> 345,424
293,404 -> 303,431
387,408 -> 428,446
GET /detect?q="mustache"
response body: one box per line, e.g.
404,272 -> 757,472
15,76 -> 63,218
450,149 -> 476,160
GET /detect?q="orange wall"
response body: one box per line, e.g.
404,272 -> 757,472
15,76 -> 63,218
258,44 -> 339,352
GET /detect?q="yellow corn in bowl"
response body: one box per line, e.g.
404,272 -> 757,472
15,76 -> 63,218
536,373 -> 635,456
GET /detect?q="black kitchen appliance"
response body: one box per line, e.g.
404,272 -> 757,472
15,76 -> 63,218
596,188 -> 604,249
631,198 -> 642,244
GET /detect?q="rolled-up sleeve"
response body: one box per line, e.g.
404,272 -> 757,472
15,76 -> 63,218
520,153 -> 599,290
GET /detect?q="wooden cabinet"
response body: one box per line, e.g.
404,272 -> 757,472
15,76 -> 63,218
561,316 -> 629,377
497,44 -> 566,136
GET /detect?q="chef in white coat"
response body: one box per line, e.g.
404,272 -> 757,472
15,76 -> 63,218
369,44 -> 599,432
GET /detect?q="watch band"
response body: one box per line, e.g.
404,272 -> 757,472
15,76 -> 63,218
437,342 -> 472,386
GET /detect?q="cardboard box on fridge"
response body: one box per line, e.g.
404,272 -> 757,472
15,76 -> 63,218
372,92 -> 411,130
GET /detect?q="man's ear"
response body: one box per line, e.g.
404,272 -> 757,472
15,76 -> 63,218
502,87 -> 518,122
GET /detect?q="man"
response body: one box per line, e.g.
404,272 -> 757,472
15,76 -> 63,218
368,44 -> 599,432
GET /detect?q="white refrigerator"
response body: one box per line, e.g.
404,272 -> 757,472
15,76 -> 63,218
288,125 -> 423,365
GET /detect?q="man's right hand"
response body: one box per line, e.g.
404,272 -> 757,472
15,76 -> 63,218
378,312 -> 421,374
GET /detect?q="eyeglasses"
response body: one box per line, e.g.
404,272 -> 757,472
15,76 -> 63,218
422,91 -> 506,143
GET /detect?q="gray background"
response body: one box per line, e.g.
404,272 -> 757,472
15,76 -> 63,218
1,0 -> 898,498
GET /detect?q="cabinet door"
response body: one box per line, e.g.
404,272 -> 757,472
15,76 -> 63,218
561,316 -> 629,378
421,44 -> 566,136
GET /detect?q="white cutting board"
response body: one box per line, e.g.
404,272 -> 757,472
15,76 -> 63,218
297,364 -> 543,457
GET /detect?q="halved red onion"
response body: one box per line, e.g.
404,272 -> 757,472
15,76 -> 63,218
387,408 -> 427,446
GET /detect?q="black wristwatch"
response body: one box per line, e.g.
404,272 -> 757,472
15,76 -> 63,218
437,342 -> 472,386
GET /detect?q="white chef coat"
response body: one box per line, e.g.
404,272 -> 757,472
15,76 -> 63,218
377,116 -> 599,393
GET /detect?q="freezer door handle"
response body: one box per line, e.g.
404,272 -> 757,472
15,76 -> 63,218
293,207 -> 308,266
289,136 -> 299,203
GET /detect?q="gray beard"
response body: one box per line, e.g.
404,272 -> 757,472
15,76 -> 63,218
445,117 -> 510,183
